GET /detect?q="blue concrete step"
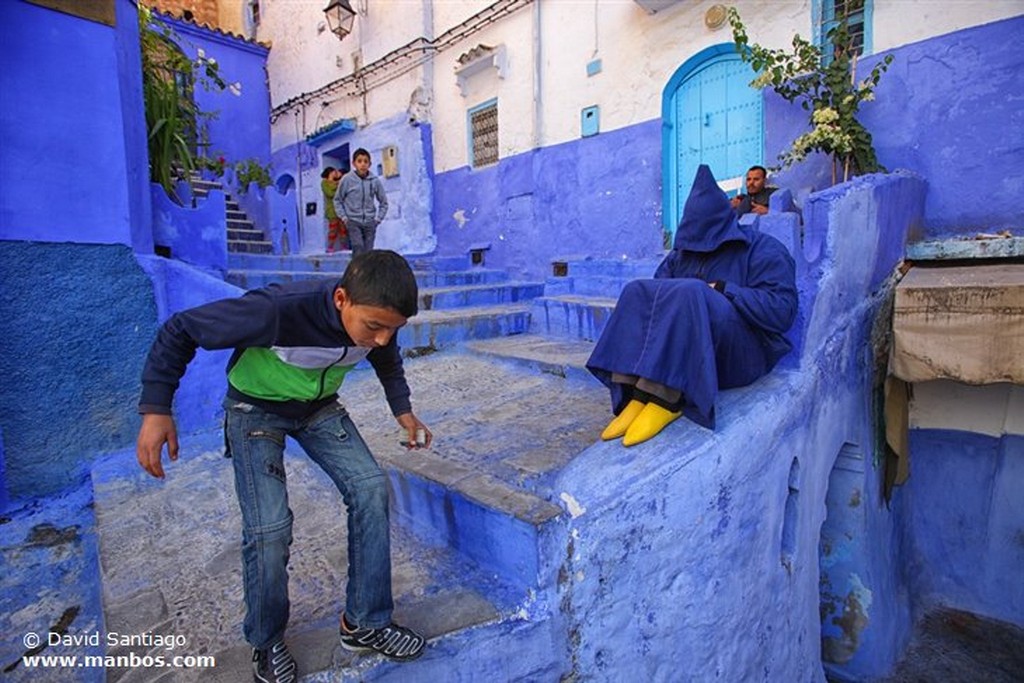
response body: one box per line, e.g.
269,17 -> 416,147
551,255 -> 663,278
399,303 -> 531,353
420,281 -> 544,311
225,267 -> 510,290
544,256 -> 662,298
227,227 -> 263,242
227,252 -> 353,273
415,268 -> 509,288
464,334 -> 595,381
528,294 -> 617,342
227,239 -> 273,254
341,350 -> 608,588
406,254 -> 473,271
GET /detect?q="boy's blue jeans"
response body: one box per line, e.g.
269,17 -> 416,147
223,398 -> 394,649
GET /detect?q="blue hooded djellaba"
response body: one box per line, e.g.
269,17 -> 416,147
586,165 -> 798,429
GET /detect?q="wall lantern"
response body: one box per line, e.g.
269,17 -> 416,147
323,0 -> 356,40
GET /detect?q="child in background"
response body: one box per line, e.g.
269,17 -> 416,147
321,166 -> 348,252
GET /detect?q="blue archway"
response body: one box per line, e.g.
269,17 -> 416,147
661,44 -> 763,238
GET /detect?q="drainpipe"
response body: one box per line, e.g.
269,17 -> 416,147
532,0 -> 542,149
423,0 -> 435,98
294,107 -> 305,252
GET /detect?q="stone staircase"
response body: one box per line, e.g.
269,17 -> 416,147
0,252 -> 671,682
78,253 -> 669,681
48,252 -> 679,683
225,252 -> 547,355
190,177 -> 273,254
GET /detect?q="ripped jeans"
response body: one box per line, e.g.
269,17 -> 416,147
223,399 -> 393,649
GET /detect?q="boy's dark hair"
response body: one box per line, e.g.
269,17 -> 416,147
748,165 -> 768,177
352,148 -> 371,162
321,166 -> 336,178
339,250 -> 418,318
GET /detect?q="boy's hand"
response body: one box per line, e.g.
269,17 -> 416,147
137,413 -> 179,479
397,412 -> 432,449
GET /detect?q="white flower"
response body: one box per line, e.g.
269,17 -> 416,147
228,82 -> 242,96
812,107 -> 839,124
197,48 -> 205,59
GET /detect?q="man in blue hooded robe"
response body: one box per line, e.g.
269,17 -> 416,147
587,165 -> 798,446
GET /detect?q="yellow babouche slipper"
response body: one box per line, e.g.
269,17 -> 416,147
622,402 -> 682,447
600,399 -> 646,440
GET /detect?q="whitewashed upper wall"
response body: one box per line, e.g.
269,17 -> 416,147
260,0 -> 1022,170
428,0 -> 812,172
872,0 -> 1023,52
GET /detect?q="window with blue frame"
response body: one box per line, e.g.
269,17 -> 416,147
468,99 -> 499,168
817,0 -> 871,61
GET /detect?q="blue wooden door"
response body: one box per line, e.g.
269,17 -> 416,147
667,53 -> 762,236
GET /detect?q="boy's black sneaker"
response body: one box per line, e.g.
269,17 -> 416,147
339,617 -> 425,661
252,640 -> 297,683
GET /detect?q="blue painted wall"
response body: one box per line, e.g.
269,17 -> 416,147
432,120 -> 665,280
157,14 -> 271,173
901,429 -> 1024,627
538,174 -> 923,681
134,255 -> 241,436
769,14 -> 1024,239
0,0 -> 151,251
0,242 -> 159,501
152,184 -> 229,275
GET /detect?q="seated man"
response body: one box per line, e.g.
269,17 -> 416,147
586,165 -> 798,446
731,165 -> 777,216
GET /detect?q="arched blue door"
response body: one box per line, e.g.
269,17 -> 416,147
662,45 -> 763,238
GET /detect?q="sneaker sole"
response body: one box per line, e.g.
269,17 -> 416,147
340,637 -> 425,661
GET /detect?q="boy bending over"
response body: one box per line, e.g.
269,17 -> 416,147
136,250 -> 431,682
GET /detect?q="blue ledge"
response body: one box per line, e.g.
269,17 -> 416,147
306,118 -> 357,146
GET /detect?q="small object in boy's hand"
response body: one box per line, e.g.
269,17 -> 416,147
399,429 -> 427,449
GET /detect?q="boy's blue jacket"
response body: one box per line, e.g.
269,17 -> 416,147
335,171 -> 388,225
139,279 -> 412,420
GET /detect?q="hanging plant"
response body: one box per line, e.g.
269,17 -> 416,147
728,7 -> 893,184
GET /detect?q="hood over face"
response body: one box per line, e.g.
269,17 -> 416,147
674,164 -> 749,252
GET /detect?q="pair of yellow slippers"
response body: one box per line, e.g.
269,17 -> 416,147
601,399 -> 681,447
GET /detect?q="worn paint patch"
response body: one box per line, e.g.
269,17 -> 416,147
453,209 -> 468,228
823,573 -> 874,664
560,492 -> 586,518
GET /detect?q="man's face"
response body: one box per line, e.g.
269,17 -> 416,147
745,169 -> 767,195
334,288 -> 407,348
330,169 -> 342,181
353,155 -> 371,176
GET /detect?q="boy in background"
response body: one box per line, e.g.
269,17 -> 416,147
335,148 -> 388,254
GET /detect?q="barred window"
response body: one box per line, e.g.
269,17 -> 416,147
818,0 -> 869,62
469,100 -> 498,168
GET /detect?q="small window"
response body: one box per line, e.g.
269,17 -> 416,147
250,0 -> 261,26
468,100 -> 498,168
818,0 -> 869,62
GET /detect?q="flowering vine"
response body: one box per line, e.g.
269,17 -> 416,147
728,7 -> 893,184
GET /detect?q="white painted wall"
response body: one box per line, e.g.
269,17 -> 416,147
257,0 -> 1024,244
910,380 -> 1024,437
872,0 -> 1024,53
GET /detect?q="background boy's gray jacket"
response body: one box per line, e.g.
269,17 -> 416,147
334,172 -> 388,225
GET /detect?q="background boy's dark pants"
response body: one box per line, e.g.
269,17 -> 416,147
347,221 -> 377,255
223,399 -> 394,649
